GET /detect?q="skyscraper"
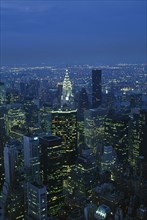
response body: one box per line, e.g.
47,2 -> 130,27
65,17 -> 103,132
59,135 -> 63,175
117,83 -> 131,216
3,142 -> 18,187
51,109 -> 77,178
0,82 -> 6,106
57,83 -> 63,107
92,69 -> 102,108
84,107 -> 107,156
2,142 -> 25,220
104,112 -> 129,169
40,135 -> 64,216
0,106 -> 6,191
23,97 -> 40,129
27,182 -> 47,220
101,146 -> 117,173
67,146 -> 98,198
5,104 -> 26,139
61,69 -> 74,108
140,109 -> 147,161
78,87 -> 89,120
23,135 -> 40,181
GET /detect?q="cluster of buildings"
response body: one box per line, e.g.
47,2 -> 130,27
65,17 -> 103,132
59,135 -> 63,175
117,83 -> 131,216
0,66 -> 147,220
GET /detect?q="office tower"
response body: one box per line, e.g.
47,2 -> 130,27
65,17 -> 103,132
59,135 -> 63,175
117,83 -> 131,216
23,97 -> 40,132
92,69 -> 102,108
0,106 -> 6,191
27,182 -> 47,220
23,135 -> 40,181
3,143 -> 18,187
2,188 -> 25,220
101,146 -> 117,173
104,112 -> 129,169
128,109 -> 141,169
103,91 -> 115,109
61,69 -> 74,108
40,104 -> 52,133
139,109 -> 147,161
39,79 -> 50,104
57,83 -> 63,106
40,135 -> 64,216
5,103 -> 26,139
78,87 -> 89,120
0,82 -> 6,105
2,142 -> 25,220
6,88 -> 20,104
128,109 -> 147,170
78,87 -> 89,110
28,80 -> 40,99
48,88 -> 59,108
67,146 -> 98,198
84,107 -> 107,156
51,109 -> 77,178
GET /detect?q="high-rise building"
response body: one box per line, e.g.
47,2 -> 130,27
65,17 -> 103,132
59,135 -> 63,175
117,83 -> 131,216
27,182 -> 47,220
6,88 -> 20,104
67,146 -> 98,198
40,104 -> 52,133
23,97 -> 40,129
101,146 -> 117,173
51,109 -> 77,178
0,106 -> 6,191
2,142 -> 25,220
104,112 -> 129,169
128,109 -> 147,170
23,135 -> 40,181
78,87 -> 89,120
5,104 -> 26,139
92,69 -> 102,108
40,135 -> 64,216
57,83 -> 63,107
2,188 -> 25,220
0,82 -> 6,106
61,69 -> 74,108
84,107 -> 107,156
128,109 -> 141,169
3,143 -> 18,187
140,109 -> 147,161
28,80 -> 40,99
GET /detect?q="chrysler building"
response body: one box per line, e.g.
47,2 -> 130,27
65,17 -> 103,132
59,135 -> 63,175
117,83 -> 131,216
61,69 -> 74,108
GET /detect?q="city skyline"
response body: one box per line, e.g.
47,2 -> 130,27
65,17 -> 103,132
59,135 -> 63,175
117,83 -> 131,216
0,1 -> 147,219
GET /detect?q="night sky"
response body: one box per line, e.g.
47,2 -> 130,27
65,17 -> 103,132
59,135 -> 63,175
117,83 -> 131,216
1,0 -> 146,65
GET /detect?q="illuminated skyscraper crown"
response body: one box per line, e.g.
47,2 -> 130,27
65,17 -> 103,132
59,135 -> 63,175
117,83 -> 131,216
61,69 -> 74,109
62,69 -> 72,100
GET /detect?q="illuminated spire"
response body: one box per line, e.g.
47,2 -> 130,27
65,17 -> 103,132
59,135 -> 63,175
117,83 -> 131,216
62,69 -> 72,101
61,69 -> 74,108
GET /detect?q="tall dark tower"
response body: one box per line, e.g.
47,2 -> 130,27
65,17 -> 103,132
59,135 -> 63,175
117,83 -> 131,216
40,135 -> 64,216
92,69 -> 102,108
140,109 -> 147,161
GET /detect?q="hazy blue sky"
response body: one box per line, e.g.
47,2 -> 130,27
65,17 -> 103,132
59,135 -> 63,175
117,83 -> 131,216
1,0 -> 146,65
